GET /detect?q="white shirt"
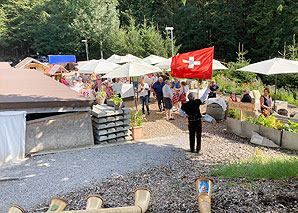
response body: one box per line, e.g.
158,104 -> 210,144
77,81 -> 84,89
162,84 -> 173,99
112,82 -> 122,94
144,75 -> 152,86
151,76 -> 158,84
138,83 -> 149,97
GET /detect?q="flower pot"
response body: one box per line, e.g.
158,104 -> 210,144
114,102 -> 123,110
227,117 -> 242,136
241,121 -> 260,139
259,126 -> 282,146
106,99 -> 114,107
131,126 -> 142,140
281,131 -> 298,150
98,97 -> 105,105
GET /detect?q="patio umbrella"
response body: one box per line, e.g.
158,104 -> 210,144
238,58 -> 298,107
78,59 -> 120,74
126,54 -> 141,60
102,60 -> 161,109
107,54 -> 135,64
102,60 -> 161,78
155,58 -> 228,70
143,55 -> 167,65
212,59 -> 228,70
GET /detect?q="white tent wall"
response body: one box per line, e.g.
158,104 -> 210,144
0,111 -> 26,166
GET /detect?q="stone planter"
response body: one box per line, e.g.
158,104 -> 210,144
227,117 -> 242,136
131,126 -> 142,140
259,126 -> 282,146
114,102 -> 123,110
241,121 -> 260,139
281,131 -> 298,150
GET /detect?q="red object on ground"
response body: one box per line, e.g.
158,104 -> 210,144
171,47 -> 214,79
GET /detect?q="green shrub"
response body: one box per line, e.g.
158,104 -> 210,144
130,110 -> 146,127
283,121 -> 298,133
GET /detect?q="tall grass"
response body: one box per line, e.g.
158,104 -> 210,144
211,150 -> 298,180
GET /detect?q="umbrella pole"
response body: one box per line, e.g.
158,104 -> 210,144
274,74 -> 277,110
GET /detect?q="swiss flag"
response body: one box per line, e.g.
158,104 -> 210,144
171,47 -> 214,79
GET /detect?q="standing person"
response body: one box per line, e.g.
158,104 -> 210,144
172,78 -> 181,91
138,78 -> 150,115
77,77 -> 84,89
163,80 -> 174,120
151,77 -> 165,112
208,80 -> 220,99
144,74 -> 152,102
91,72 -> 97,85
70,80 -> 79,92
81,73 -> 88,83
72,72 -> 79,81
260,88 -> 273,116
179,83 -> 211,153
60,75 -> 69,86
179,81 -> 189,103
151,73 -> 158,84
241,87 -> 252,103
112,78 -> 122,97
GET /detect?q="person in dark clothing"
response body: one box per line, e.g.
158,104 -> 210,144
208,80 -> 220,99
151,77 -> 165,111
179,84 -> 210,153
241,87 -> 252,103
260,87 -> 273,116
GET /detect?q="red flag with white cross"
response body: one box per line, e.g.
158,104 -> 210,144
171,47 -> 214,79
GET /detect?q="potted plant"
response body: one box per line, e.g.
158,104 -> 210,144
282,121 -> 298,150
96,91 -> 106,105
110,95 -> 123,110
227,109 -> 242,136
130,110 -> 146,140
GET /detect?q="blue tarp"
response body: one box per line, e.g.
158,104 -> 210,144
48,55 -> 76,64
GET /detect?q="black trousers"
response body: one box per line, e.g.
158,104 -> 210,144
188,119 -> 202,152
156,94 -> 165,111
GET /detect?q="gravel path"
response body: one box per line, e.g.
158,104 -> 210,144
0,135 -> 187,212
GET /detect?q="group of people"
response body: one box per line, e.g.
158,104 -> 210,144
230,87 -> 273,116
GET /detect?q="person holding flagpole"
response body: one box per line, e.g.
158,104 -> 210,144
179,83 -> 211,153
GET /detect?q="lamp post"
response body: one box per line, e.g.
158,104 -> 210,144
165,27 -> 174,57
82,39 -> 89,61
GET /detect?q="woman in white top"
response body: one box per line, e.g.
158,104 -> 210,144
138,78 -> 150,115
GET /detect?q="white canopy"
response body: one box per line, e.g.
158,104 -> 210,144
213,59 -> 228,70
126,54 -> 141,60
143,55 -> 167,65
238,58 -> 298,75
155,58 -> 228,70
107,54 -> 135,64
78,59 -> 120,74
102,60 -> 161,78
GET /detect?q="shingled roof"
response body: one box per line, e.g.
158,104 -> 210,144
15,57 -> 49,69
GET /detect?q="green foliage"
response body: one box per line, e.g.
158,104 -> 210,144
130,110 -> 146,127
283,121 -> 298,133
96,91 -> 106,99
252,115 -> 283,130
110,95 -> 123,105
244,117 -> 255,124
211,150 -> 298,180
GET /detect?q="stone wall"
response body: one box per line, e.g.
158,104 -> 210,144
26,112 -> 93,154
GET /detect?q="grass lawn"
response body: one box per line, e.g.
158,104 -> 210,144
211,150 -> 298,180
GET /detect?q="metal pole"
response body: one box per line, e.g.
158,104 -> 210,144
274,74 -> 277,110
85,40 -> 89,61
170,30 -> 174,57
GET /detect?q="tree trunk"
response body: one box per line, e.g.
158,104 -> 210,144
100,40 -> 103,59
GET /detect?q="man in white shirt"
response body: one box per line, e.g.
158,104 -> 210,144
143,74 -> 152,102
138,78 -> 150,115
162,80 -> 174,120
112,78 -> 122,97
70,80 -> 80,92
77,77 -> 84,89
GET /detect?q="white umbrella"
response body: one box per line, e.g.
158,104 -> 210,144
78,59 -> 120,74
107,54 -> 120,63
143,55 -> 167,65
126,54 -> 141,60
238,58 -> 298,107
155,58 -> 228,70
238,58 -> 298,74
102,60 -> 161,78
213,59 -> 228,70
107,54 -> 135,64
